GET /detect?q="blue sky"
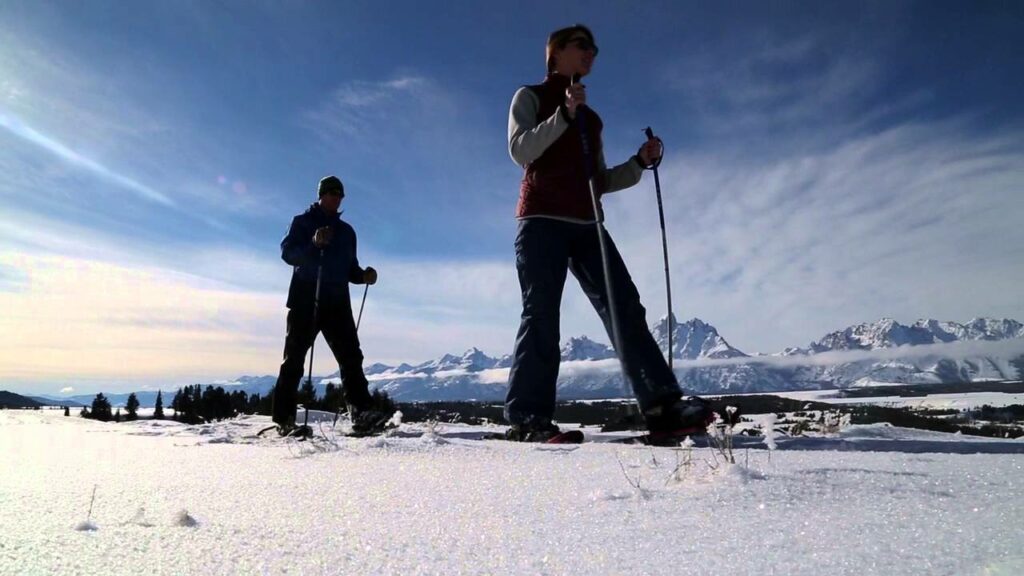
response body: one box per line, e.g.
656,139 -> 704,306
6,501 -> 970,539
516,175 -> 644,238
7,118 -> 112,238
1,1 -> 1023,394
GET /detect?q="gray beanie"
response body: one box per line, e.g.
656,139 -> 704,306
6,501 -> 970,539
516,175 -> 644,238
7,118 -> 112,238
318,175 -> 344,197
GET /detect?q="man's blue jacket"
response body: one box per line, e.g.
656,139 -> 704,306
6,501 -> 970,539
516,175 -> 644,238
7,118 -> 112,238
281,203 -> 366,311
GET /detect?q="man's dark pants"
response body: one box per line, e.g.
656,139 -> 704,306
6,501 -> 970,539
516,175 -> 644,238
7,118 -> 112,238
505,218 -> 682,426
273,300 -> 371,426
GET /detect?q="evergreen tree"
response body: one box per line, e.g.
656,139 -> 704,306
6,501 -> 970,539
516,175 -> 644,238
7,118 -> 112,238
229,390 -> 249,415
171,388 -> 182,420
125,393 -> 140,421
370,389 -> 397,416
216,386 -> 233,420
298,380 -> 318,410
200,385 -> 214,422
257,391 -> 273,416
247,393 -> 266,415
322,383 -> 343,414
114,408 -> 122,423
199,385 -> 231,422
64,406 -> 70,417
90,393 -> 113,422
175,386 -> 201,422
214,386 -> 227,420
191,385 -> 205,423
154,390 -> 164,420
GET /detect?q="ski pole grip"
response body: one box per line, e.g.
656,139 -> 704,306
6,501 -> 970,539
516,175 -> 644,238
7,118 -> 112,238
641,126 -> 663,170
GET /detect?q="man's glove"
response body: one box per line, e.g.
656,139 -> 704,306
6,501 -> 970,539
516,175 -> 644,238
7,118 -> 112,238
363,267 -> 378,285
313,227 -> 334,248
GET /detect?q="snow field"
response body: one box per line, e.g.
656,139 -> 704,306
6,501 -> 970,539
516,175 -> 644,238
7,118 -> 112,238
1,411 -> 1023,575
776,389 -> 1024,410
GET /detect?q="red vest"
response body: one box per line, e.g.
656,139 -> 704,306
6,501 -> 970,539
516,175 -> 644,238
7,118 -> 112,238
516,74 -> 606,221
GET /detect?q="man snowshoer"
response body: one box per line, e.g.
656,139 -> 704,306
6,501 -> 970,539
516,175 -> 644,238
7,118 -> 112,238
503,24 -> 711,442
272,175 -> 388,436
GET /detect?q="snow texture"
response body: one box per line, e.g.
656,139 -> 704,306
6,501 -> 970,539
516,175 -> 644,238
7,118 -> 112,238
1,409 -> 1023,575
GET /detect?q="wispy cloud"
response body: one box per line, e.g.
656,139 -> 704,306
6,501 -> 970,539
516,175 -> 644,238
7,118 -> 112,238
346,255 -> 521,364
0,203 -> 294,296
329,77 -> 427,113
0,24 -> 276,224
301,72 -> 499,180
606,116 -> 1024,353
300,71 -> 515,262
304,75 -> 444,140
662,31 -> 925,154
0,204 -> 519,372
0,251 -> 283,384
0,110 -> 175,206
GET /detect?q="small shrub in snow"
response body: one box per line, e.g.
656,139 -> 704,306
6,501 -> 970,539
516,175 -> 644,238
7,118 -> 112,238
789,420 -> 811,437
666,436 -> 695,485
614,452 -> 654,500
419,421 -> 450,445
75,484 -> 99,531
174,509 -> 199,527
73,520 -> 98,532
762,414 -> 778,451
819,410 -> 850,436
707,412 -> 736,466
127,507 -> 154,527
387,410 -> 403,428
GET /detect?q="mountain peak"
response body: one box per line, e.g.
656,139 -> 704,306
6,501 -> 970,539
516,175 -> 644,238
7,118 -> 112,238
561,335 -> 614,361
652,316 -> 746,359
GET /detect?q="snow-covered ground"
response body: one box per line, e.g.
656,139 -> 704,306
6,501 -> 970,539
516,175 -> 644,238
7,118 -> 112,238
777,389 -> 1024,410
2,410 -> 1023,575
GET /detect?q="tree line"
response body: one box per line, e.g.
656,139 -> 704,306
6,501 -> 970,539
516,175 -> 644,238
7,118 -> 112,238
79,387 -> 270,424
80,391 -> 156,422
75,382 -> 396,425
168,385 -> 269,424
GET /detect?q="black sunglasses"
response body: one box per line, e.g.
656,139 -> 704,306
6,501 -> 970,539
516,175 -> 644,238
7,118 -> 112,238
566,37 -> 599,56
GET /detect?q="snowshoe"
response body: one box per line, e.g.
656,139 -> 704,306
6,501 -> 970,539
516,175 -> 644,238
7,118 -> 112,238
281,424 -> 314,439
609,428 -> 705,446
492,421 -> 585,444
598,411 -> 645,433
348,406 -> 394,436
257,423 -> 313,439
626,396 -> 715,446
645,396 -> 713,432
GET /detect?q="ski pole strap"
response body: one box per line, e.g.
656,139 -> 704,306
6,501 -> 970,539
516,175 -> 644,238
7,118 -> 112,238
640,126 -> 663,170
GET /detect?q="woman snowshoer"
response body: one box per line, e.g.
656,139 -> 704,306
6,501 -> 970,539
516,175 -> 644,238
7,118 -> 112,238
504,24 -> 711,442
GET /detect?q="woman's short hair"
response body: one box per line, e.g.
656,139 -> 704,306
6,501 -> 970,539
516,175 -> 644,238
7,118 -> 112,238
545,24 -> 595,72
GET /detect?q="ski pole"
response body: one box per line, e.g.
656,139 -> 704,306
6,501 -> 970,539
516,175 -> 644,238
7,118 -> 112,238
333,277 -> 369,427
355,283 -> 369,332
572,74 -> 636,419
303,247 -> 325,430
643,126 -> 674,370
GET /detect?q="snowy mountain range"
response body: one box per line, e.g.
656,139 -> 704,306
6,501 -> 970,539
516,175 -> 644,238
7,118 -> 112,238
798,317 -> 1024,354
227,315 -> 1024,403
41,316 -> 1024,406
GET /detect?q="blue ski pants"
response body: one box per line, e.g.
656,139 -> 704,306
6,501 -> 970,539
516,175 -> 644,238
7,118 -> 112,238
505,218 -> 681,425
